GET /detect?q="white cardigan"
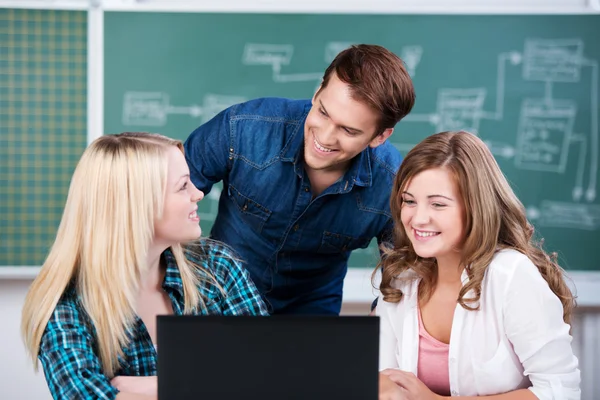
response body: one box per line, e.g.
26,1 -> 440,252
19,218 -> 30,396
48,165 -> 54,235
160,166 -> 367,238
377,249 -> 580,399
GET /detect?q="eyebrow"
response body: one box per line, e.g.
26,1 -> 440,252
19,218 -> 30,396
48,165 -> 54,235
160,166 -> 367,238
175,174 -> 190,184
402,191 -> 455,201
319,100 -> 364,134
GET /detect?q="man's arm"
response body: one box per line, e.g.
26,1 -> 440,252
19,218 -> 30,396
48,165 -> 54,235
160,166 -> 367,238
183,106 -> 235,194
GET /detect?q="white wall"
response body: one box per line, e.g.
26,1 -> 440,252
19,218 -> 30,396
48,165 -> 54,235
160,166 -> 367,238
0,280 -> 52,400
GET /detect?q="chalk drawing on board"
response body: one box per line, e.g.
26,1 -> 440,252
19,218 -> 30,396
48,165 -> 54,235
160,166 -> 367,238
522,39 -> 584,83
515,38 -> 597,201
570,134 -> 588,201
435,88 -> 487,133
325,42 -> 354,63
243,43 -> 322,83
123,92 -> 169,126
579,56 -> 599,202
515,98 -> 577,173
527,201 -> 600,230
122,91 -> 246,127
483,140 -> 516,159
479,51 -> 522,121
401,45 -> 423,77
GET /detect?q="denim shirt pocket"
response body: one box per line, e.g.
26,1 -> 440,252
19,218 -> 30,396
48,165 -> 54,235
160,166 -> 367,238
318,231 -> 371,254
228,184 -> 272,233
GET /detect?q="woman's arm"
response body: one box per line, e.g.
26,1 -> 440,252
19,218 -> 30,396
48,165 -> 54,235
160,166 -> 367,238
115,393 -> 156,400
501,256 -> 580,400
38,300 -> 120,399
381,370 -> 539,400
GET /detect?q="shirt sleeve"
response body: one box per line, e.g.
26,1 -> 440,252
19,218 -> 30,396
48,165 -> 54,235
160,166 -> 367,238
503,256 -> 581,400
183,105 -> 235,195
376,297 -> 399,371
38,299 -> 119,400
208,246 -> 269,316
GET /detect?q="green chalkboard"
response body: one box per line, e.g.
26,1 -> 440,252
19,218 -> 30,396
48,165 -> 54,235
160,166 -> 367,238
104,12 -> 600,271
0,9 -> 87,266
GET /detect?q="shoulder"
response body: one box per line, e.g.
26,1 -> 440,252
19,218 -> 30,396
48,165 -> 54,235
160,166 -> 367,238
41,288 -> 95,351
484,249 -> 547,294
230,97 -> 311,122
487,249 -> 538,277
369,141 -> 403,178
185,240 -> 247,290
377,273 -> 419,312
47,288 -> 89,327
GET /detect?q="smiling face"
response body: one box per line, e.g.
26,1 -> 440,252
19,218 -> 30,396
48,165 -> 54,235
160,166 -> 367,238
303,73 -> 393,175
153,146 -> 204,247
400,167 -> 466,268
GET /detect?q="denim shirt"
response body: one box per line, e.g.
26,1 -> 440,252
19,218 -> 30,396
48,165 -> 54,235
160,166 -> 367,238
184,97 -> 403,314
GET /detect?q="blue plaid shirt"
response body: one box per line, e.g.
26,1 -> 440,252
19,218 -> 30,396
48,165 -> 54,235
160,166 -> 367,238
38,243 -> 268,400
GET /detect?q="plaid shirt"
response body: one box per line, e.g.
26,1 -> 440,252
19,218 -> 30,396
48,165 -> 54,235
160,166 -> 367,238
38,243 -> 268,400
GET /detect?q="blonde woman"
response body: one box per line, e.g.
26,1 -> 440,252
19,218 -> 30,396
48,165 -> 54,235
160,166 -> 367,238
22,132 -> 268,400
376,131 -> 580,399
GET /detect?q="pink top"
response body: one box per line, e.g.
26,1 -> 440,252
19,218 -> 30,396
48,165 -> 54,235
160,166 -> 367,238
417,306 -> 451,396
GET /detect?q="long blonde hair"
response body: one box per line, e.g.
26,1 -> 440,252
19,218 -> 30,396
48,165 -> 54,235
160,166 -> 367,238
377,131 -> 575,323
22,132 -> 214,377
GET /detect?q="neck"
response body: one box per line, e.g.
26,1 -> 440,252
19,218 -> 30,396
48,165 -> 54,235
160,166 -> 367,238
142,243 -> 168,290
435,255 -> 464,286
305,162 -> 349,197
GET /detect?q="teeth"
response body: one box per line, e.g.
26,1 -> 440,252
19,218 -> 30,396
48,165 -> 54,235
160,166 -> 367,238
415,230 -> 438,237
314,138 -> 333,152
189,211 -> 197,219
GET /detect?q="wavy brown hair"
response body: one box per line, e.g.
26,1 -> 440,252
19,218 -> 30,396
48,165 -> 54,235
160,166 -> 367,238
376,131 -> 575,323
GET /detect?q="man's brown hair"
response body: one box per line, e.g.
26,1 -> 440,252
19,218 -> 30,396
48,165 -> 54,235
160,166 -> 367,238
318,44 -> 416,136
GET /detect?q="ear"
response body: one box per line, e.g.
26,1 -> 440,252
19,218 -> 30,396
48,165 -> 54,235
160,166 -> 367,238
369,128 -> 394,148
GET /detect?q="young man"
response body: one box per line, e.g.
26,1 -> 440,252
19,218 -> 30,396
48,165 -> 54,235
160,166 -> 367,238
184,44 -> 415,314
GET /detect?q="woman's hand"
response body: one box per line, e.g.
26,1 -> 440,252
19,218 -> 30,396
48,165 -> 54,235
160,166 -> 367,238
379,372 -> 407,400
380,369 -> 442,400
111,376 -> 157,396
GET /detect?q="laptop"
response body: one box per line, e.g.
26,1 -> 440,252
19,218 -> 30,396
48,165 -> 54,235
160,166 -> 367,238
157,315 -> 379,400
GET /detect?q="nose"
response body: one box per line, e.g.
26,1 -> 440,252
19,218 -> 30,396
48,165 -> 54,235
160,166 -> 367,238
412,204 -> 430,225
192,186 -> 204,203
319,122 -> 337,146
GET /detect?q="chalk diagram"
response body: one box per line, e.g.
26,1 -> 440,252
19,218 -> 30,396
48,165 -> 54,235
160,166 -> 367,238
399,38 -> 599,231
242,41 -> 424,89
120,39 -> 598,231
122,92 -> 246,127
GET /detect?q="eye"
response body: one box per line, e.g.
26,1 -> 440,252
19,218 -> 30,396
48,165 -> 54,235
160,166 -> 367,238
342,127 -> 356,136
432,202 -> 446,208
402,198 -> 415,206
318,108 -> 327,117
179,181 -> 188,191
